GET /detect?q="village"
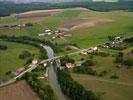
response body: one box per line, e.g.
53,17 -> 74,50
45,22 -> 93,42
12,35 -> 124,80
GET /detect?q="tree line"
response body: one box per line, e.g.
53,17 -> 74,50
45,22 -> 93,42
23,72 -> 56,100
0,35 -> 48,59
56,68 -> 98,100
0,35 -> 62,58
0,1 -> 133,17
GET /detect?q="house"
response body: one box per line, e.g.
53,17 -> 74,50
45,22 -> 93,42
32,59 -> 38,65
65,63 -> 75,68
16,67 -> 25,75
45,29 -> 51,33
45,29 -> 52,35
43,62 -> 48,67
81,51 -> 88,55
85,46 -> 98,54
75,61 -> 84,67
38,76 -> 45,79
114,36 -> 123,44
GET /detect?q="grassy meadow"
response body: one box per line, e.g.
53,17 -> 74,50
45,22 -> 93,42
71,46 -> 133,100
0,8 -> 133,48
0,40 -> 40,80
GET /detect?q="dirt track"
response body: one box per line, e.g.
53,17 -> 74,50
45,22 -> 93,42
0,80 -> 40,100
16,9 -> 62,19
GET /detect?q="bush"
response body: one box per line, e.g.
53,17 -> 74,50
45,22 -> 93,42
25,23 -> 33,27
110,75 -> 119,79
82,59 -> 95,66
19,51 -> 31,59
98,71 -> 107,77
5,71 -> 12,75
92,52 -> 109,57
0,44 -> 8,50
123,59 -> 133,66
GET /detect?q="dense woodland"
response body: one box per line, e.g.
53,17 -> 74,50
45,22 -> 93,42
56,68 -> 98,100
0,1 -> 133,17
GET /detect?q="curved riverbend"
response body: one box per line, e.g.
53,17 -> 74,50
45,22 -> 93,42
42,46 -> 66,100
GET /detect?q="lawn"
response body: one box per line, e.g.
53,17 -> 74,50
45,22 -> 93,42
0,40 -> 40,80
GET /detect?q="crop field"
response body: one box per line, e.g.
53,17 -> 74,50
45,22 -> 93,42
0,8 -> 133,48
0,40 -> 40,80
0,80 -> 40,100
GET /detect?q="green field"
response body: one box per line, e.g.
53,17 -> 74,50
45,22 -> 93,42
71,46 -> 133,100
0,9 -> 133,48
0,40 -> 40,80
72,73 -> 133,100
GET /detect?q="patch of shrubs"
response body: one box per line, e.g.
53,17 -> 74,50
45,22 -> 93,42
73,66 -> 97,75
60,56 -> 75,66
123,59 -> 133,67
110,75 -> 119,79
110,44 -> 128,50
19,51 -> 31,59
0,44 -> 8,50
25,23 -> 33,27
115,52 -> 133,67
98,71 -> 108,77
92,51 -> 109,57
73,60 -> 97,76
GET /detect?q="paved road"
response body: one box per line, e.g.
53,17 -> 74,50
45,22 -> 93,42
42,45 -> 66,100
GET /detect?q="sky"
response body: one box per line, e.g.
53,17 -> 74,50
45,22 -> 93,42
0,0 -> 132,3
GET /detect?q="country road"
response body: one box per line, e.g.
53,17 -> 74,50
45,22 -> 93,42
42,45 -> 66,100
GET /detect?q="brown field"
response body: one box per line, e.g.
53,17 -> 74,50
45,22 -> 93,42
0,80 -> 40,100
16,9 -> 63,19
59,18 -> 113,31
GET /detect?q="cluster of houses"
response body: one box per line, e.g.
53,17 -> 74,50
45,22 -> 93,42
14,58 -> 48,76
81,46 -> 98,55
100,36 -> 123,48
38,29 -> 71,39
0,24 -> 26,29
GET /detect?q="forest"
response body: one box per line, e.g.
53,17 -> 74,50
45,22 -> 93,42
0,1 -> 133,17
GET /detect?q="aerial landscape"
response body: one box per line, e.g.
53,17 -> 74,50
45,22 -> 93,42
0,0 -> 133,100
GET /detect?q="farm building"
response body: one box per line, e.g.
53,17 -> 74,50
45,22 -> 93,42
65,63 -> 75,68
32,59 -> 38,65
15,67 -> 25,75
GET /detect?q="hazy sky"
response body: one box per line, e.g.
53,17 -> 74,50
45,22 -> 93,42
0,0 -> 132,3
